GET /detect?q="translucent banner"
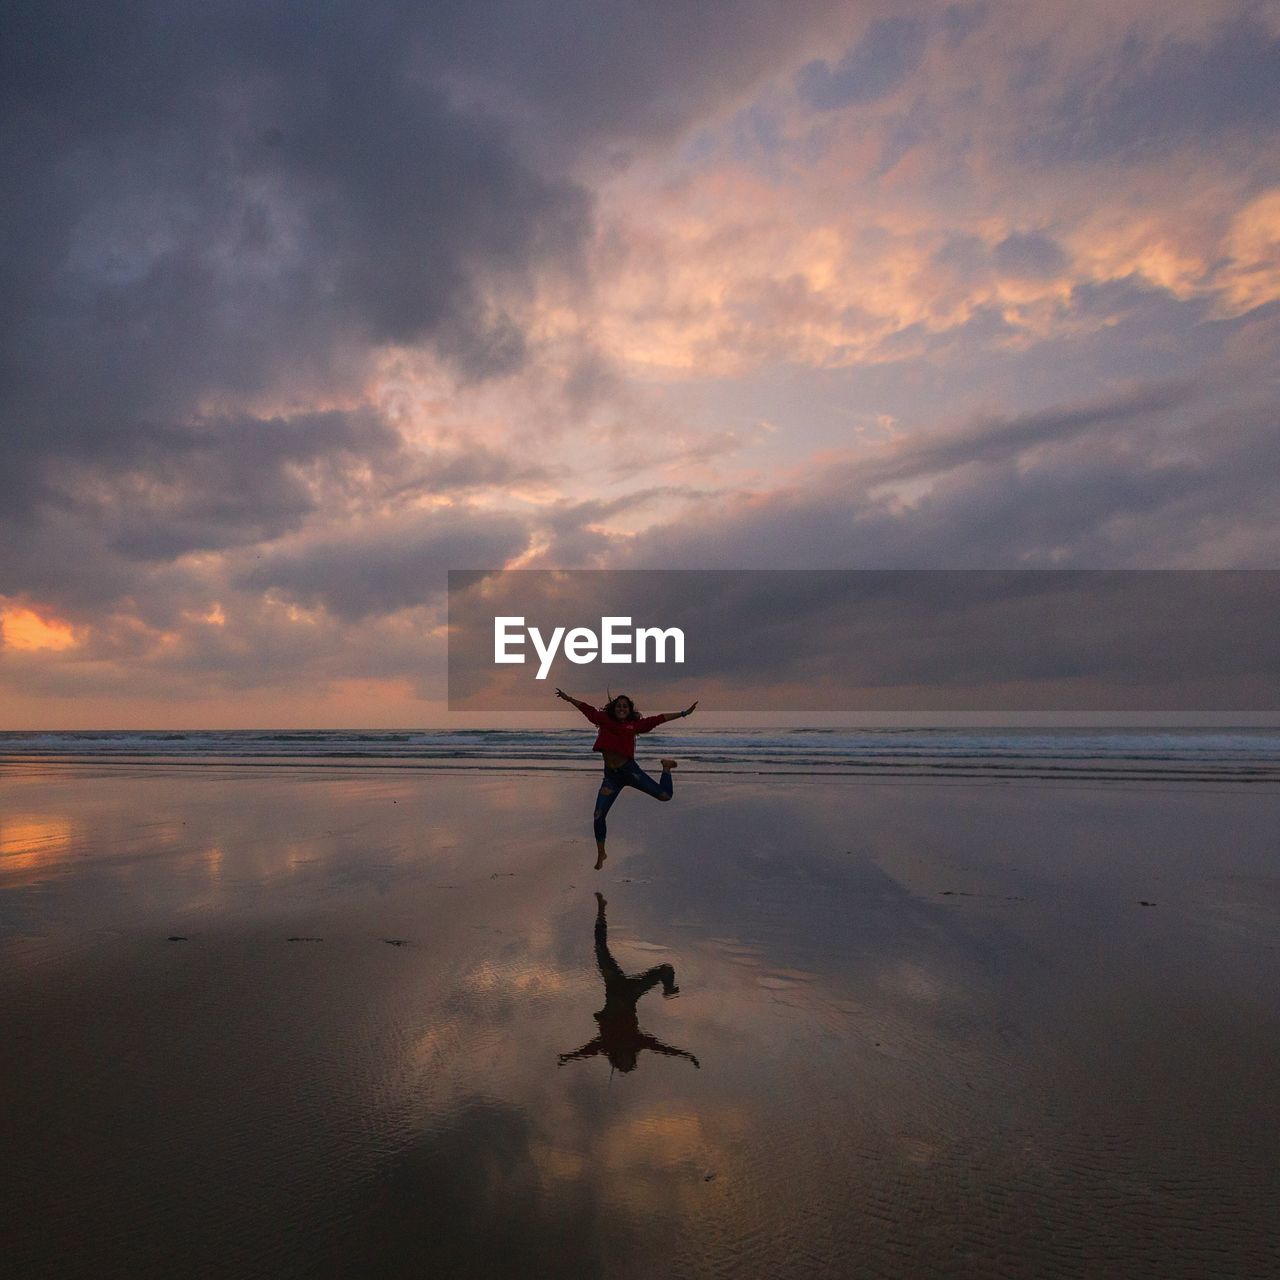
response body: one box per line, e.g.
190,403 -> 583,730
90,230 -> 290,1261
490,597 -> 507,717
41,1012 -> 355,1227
447,570 -> 1280,712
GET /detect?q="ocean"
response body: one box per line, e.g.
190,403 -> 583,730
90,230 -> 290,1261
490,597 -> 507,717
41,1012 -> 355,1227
2,726 -> 1279,782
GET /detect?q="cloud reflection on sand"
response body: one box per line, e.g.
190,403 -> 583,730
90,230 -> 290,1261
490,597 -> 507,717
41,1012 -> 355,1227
1,763 -> 1278,1276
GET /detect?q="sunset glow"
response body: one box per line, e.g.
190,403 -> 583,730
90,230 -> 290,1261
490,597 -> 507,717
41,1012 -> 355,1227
0,603 -> 78,653
3,1 -> 1278,726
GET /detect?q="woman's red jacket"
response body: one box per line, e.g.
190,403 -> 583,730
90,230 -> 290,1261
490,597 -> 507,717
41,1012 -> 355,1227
573,702 -> 664,759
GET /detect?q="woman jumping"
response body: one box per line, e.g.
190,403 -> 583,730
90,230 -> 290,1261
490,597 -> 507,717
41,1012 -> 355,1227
555,687 -> 698,869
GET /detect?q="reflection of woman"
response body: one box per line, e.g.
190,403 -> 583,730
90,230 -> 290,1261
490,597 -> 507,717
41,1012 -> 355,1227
558,893 -> 699,1075
556,689 -> 698,869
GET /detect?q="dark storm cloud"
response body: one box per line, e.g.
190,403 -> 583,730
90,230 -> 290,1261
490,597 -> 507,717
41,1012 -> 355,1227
1,0 -> 590,490
860,381 -> 1194,484
384,444 -> 553,499
97,410 -> 403,561
1029,15 -> 1280,164
0,0 -> 602,632
1,0 -> 855,627
796,17 -> 928,111
0,402 -> 545,625
237,509 -> 529,621
424,0 -> 842,150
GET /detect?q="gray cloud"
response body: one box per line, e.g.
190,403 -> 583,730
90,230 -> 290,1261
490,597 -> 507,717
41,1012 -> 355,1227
5,1 -> 1280,714
1029,15 -> 1280,165
0,405 -> 547,627
941,3 -> 989,50
796,17 -> 929,110
861,381 -> 1195,485
992,231 -> 1067,278
0,0 -> 857,633
97,410 -> 403,561
237,509 -> 529,621
424,0 -> 843,151
532,348 -> 1280,573
932,234 -> 992,276
1,1 -> 592,476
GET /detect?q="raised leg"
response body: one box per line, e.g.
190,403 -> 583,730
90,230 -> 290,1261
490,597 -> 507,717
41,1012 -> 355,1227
619,759 -> 673,803
632,962 -> 678,999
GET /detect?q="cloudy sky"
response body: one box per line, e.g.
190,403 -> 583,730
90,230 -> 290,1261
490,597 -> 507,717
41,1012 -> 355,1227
2,0 -> 1279,727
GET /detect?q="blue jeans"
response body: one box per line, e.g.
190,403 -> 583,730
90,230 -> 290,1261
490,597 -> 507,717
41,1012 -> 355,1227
593,759 -> 672,842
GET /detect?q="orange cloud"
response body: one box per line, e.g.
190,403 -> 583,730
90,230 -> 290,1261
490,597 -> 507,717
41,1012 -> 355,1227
1215,187 -> 1280,316
568,3 -> 1280,381
0,599 -> 79,652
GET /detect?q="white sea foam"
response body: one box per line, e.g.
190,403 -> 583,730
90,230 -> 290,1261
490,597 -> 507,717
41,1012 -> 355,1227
3,727 -> 1280,780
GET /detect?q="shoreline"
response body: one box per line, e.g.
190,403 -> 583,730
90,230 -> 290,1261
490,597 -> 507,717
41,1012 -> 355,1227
4,753 -> 1280,787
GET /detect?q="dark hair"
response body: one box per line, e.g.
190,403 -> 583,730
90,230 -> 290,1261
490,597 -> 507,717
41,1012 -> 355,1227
603,692 -> 640,722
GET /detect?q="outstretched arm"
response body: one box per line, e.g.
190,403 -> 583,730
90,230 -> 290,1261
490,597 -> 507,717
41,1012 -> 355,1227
558,1037 -> 605,1065
556,688 -> 603,725
639,1033 -> 700,1068
636,701 -> 699,732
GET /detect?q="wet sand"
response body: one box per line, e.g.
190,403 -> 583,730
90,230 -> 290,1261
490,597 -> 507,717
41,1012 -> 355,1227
2,760 -> 1278,1278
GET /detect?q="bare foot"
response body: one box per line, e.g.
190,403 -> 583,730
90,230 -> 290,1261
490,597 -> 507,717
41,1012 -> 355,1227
660,758 -> 678,771
594,842 -> 607,870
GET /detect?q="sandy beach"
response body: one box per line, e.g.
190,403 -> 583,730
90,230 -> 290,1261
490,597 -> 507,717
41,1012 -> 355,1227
9,1 -> 1280,1273
2,756 -> 1278,1278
